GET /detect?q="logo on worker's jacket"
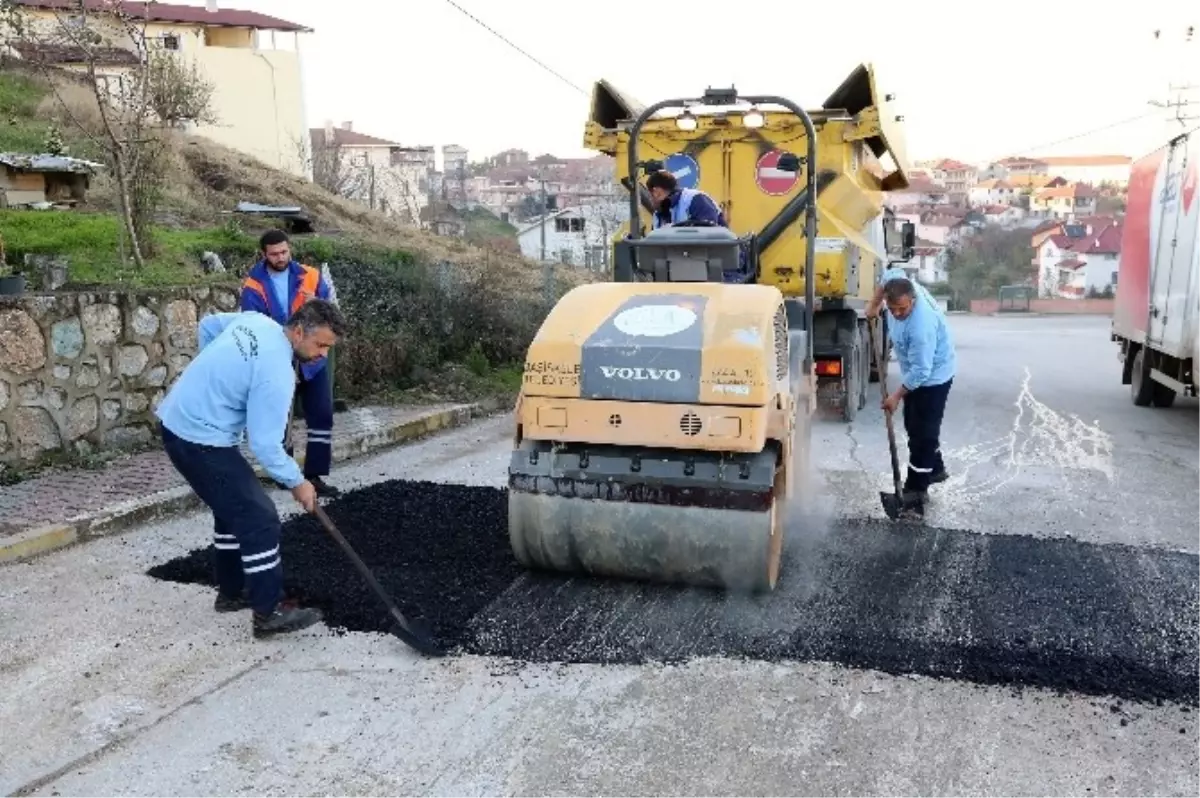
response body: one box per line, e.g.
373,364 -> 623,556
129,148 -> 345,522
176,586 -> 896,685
612,304 -> 698,337
599,366 -> 682,382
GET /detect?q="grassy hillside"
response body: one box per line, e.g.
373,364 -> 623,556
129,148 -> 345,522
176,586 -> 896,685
0,68 -> 587,293
0,67 -> 597,401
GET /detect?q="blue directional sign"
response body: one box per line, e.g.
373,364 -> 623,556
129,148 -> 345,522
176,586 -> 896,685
664,153 -> 701,189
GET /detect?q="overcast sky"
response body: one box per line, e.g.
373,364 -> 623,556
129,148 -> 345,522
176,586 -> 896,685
233,0 -> 1196,168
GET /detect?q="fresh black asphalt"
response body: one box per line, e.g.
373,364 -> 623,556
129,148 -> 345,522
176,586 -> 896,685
147,479 -> 1199,707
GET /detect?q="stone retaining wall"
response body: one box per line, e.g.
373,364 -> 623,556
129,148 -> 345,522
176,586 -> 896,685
0,286 -> 240,468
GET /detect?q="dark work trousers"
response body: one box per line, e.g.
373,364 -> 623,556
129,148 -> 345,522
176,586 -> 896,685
161,425 -> 284,614
291,364 -> 334,478
902,379 -> 953,492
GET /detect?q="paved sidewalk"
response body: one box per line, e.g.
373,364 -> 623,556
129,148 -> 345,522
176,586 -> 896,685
0,402 -> 492,563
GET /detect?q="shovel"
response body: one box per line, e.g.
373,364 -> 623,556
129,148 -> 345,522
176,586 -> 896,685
312,504 -> 445,657
866,317 -> 923,521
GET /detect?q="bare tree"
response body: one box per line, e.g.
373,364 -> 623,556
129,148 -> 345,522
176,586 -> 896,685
5,0 -> 217,267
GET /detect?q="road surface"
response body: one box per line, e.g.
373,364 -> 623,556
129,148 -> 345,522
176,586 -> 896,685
1,314 -> 1196,796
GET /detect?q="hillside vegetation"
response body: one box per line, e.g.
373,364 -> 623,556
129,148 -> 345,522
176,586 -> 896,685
0,67 -> 597,400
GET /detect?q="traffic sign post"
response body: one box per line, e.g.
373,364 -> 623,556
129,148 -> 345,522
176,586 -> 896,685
664,153 -> 701,189
755,149 -> 800,196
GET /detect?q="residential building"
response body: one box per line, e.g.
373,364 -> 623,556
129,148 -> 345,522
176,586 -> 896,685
980,204 -> 1025,228
969,178 -> 1020,206
1033,216 -> 1123,297
441,144 -> 469,202
899,240 -> 949,285
474,152 -> 621,222
515,202 -> 626,270
916,210 -> 968,246
886,178 -> 954,209
1035,155 -> 1132,186
985,156 -> 1049,178
931,158 -> 978,192
308,121 -> 430,223
8,0 -> 313,177
1030,183 -> 1098,219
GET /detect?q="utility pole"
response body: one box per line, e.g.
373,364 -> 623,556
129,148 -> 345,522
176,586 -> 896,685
1149,26 -> 1199,129
540,174 -> 552,307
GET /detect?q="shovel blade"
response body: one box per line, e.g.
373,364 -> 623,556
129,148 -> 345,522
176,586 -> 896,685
389,613 -> 445,657
880,491 -> 903,520
880,491 -> 925,522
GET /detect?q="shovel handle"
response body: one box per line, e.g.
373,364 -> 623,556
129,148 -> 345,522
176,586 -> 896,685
312,504 -> 405,623
867,317 -> 905,496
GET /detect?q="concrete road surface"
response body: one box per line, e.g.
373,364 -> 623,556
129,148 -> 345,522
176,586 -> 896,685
1,314 -> 1196,796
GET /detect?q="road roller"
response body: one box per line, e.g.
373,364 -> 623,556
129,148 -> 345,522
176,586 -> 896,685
506,85 -> 829,592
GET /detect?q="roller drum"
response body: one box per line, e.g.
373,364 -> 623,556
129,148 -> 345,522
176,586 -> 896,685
507,440 -> 785,593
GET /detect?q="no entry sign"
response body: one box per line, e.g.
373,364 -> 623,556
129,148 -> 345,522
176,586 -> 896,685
756,149 -> 799,196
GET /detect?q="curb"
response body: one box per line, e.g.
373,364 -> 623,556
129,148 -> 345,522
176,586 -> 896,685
0,401 -> 502,566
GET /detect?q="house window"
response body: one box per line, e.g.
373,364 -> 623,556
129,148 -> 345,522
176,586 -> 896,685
554,217 -> 584,233
160,34 -> 180,50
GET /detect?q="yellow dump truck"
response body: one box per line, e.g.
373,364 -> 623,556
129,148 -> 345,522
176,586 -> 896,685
506,64 -> 915,593
586,63 -> 915,421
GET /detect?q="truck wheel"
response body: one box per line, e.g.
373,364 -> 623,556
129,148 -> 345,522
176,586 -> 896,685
1131,348 -> 1155,407
842,341 -> 861,423
857,323 -> 870,410
1151,380 -> 1177,408
868,316 -> 887,382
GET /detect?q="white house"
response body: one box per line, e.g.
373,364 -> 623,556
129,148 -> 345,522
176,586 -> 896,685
980,204 -> 1024,227
901,243 -> 949,284
1036,219 -> 1122,297
516,203 -> 627,270
969,179 -> 1020,207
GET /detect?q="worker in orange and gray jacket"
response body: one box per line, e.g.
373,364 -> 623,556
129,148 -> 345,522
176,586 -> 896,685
239,229 -> 340,498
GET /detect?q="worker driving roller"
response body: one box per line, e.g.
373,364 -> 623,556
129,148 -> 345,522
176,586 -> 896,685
646,170 -> 727,229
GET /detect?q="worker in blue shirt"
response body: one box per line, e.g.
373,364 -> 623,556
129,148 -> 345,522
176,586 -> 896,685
240,229 -> 341,498
879,277 -> 956,514
646,170 -> 727,229
155,300 -> 346,639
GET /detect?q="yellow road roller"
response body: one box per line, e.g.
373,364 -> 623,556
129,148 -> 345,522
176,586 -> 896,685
508,66 -> 915,592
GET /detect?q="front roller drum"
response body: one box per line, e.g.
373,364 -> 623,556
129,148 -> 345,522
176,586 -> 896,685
508,490 -> 782,593
507,440 -> 786,593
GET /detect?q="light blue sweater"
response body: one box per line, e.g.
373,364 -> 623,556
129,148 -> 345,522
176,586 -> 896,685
155,311 -> 303,488
889,296 -> 957,390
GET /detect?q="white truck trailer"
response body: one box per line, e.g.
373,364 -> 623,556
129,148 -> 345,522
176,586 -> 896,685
1112,126 -> 1199,407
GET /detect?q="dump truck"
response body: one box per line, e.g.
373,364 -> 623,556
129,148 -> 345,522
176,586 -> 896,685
507,64 -> 914,593
1112,126 -> 1199,406
591,63 -> 915,422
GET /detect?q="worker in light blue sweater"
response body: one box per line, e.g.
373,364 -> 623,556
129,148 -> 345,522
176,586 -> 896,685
879,276 -> 956,515
155,299 -> 346,639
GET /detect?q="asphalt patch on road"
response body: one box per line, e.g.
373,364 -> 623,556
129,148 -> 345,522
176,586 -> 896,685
147,479 -> 1199,706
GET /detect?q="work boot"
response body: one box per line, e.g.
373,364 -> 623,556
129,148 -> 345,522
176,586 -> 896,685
253,605 -> 323,639
309,477 -> 341,498
900,490 -> 926,520
214,589 -> 249,612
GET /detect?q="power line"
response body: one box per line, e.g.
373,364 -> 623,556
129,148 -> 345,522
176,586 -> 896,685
441,0 -> 589,97
986,111 -> 1158,163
